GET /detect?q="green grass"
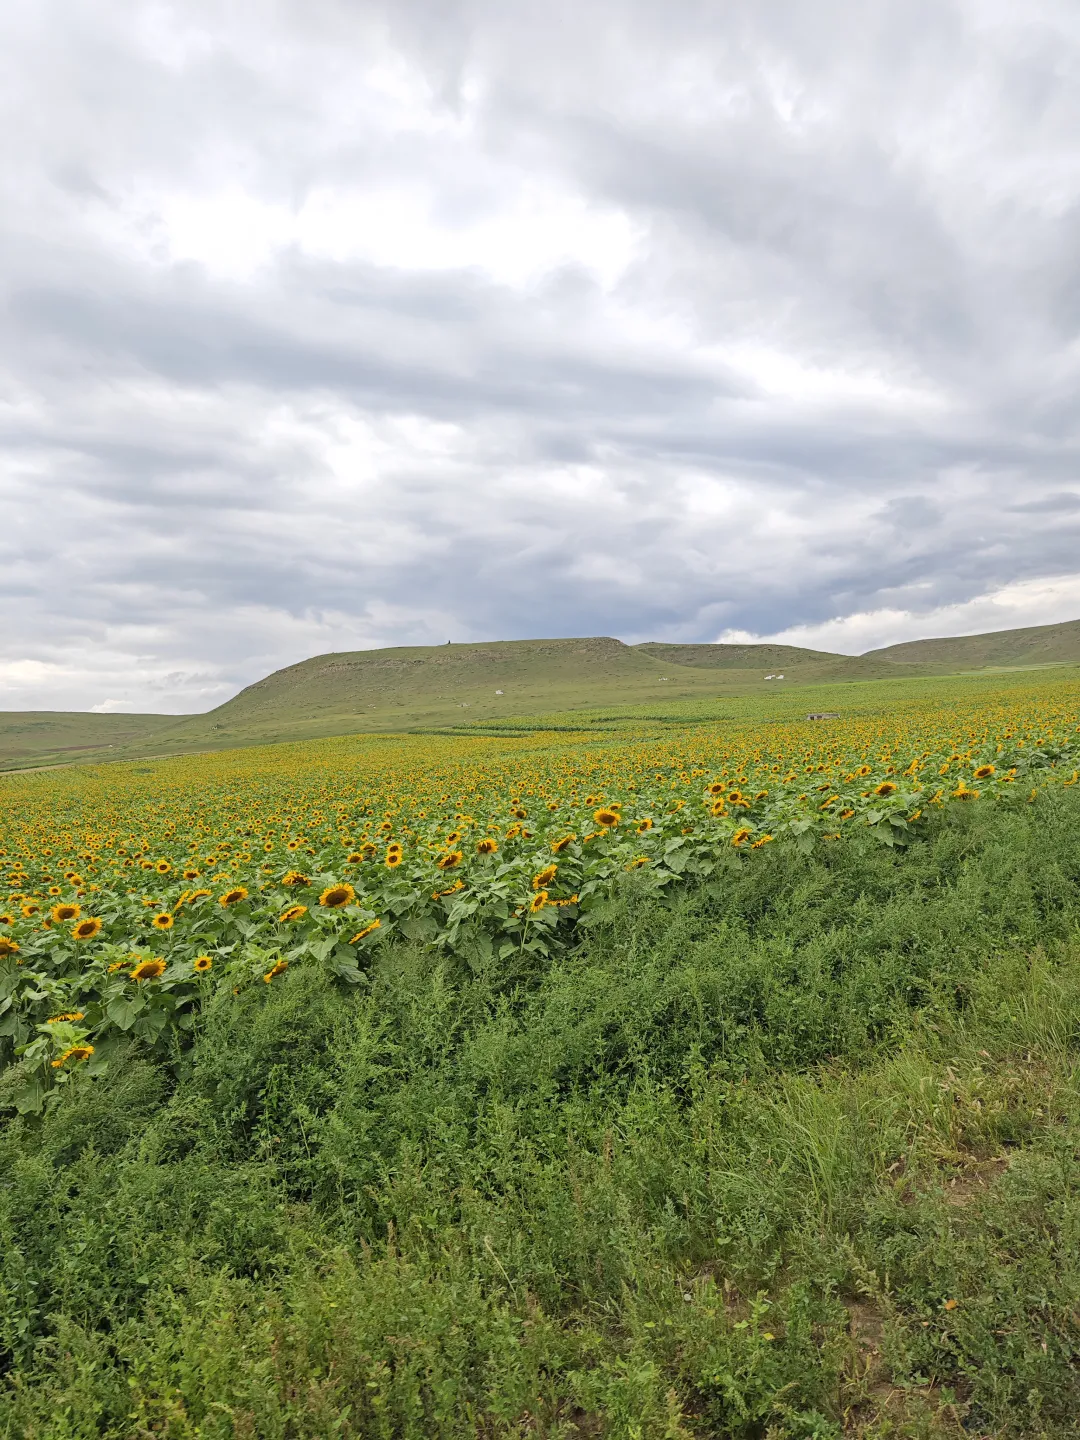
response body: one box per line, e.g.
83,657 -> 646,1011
3,789 -> 1080,1436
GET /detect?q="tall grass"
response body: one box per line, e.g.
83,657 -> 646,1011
2,793 -> 1080,1437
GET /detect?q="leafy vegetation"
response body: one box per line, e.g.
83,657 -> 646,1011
1,672 -> 1080,1435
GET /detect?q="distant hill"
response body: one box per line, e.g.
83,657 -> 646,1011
2,619 -> 1080,770
863,618 -> 1080,670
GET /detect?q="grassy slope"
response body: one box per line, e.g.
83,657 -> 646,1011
4,619 -> 1080,769
865,616 -> 1080,669
2,791 -> 1079,1437
0,712 -> 177,771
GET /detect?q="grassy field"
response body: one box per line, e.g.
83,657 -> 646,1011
5,618 -> 1080,771
1,671 -> 1080,1436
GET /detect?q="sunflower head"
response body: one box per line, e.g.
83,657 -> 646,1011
637,817 -> 654,832
731,827 -> 753,847
593,809 -> 619,827
476,838 -> 498,855
130,958 -> 166,982
551,834 -> 576,854
874,782 -> 898,797
532,864 -> 557,890
435,851 -> 463,871
152,913 -> 174,930
345,852 -> 365,864
72,917 -> 102,940
319,883 -> 355,909
279,904 -> 308,922
529,890 -> 548,913
219,887 -> 249,907
193,955 -> 213,972
51,903 -> 80,923
183,868 -> 200,881
973,764 -> 996,780
155,861 -> 171,874
282,871 -> 310,887
349,919 -> 382,943
51,1045 -> 93,1068
0,937 -> 21,957
263,959 -> 288,983
707,782 -> 725,795
839,808 -> 856,820
21,903 -> 39,918
750,834 -> 775,850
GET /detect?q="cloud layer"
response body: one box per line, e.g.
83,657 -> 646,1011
4,0 -> 1080,710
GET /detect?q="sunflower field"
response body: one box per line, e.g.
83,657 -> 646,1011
1,673 -> 1079,1117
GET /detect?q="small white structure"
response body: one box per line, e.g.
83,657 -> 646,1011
495,689 -> 503,695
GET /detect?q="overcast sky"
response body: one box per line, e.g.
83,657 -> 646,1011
4,0 -> 1080,713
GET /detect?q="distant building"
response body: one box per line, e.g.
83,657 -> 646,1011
806,712 -> 840,720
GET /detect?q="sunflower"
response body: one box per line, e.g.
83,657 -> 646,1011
361,843 -> 378,859
345,852 -> 365,864
350,919 -> 382,943
637,817 -> 654,832
445,830 -> 462,844
710,800 -> 727,816
48,886 -> 62,896
706,782 -> 725,795
263,959 -> 288,983
193,955 -> 213,972
46,1011 -> 85,1023
476,837 -> 498,855
183,868 -> 200,881
857,765 -> 873,777
874,782 -> 898,797
551,834 -> 576,854
130,957 -> 166,982
282,871 -> 310,887
187,889 -> 211,902
319,883 -> 355,909
750,834 -> 775,849
0,937 -> 21,957
435,851 -> 463,871
529,890 -> 548,913
51,1045 -> 93,1068
625,856 -> 650,869
731,827 -> 753,846
279,904 -> 308,922
218,887 -> 249,907
155,860 -> 171,874
72,917 -> 103,940
51,903 -> 80,923
839,808 -> 855,820
532,864 -> 557,890
152,913 -> 174,930
593,808 -> 619,827
972,764 -> 996,780
952,783 -> 978,802
384,848 -> 403,869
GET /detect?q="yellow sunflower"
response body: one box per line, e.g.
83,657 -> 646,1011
72,917 -> 103,940
551,834 -> 576,854
51,903 -> 80,923
0,937 -> 21,957
532,864 -> 557,890
972,764 -> 996,780
218,887 -> 249,907
51,1045 -> 94,1068
476,837 -> 498,855
193,955 -> 213,972
263,959 -> 288,983
152,913 -> 174,930
130,957 -> 166,982
279,904 -> 308,922
731,827 -> 753,846
593,809 -> 619,827
435,851 -> 463,871
350,919 -> 382,943
874,782 -> 898,797
319,883 -> 355,908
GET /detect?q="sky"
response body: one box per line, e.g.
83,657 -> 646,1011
4,0 -> 1080,714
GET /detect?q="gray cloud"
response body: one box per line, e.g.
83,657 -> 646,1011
3,0 -> 1080,709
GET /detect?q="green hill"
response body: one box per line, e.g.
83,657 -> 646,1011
4,619 -> 1080,771
0,711 -> 178,772
864,617 -> 1080,669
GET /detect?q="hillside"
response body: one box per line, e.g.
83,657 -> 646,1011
4,619 -> 1080,771
864,616 -> 1080,669
0,711 -> 178,771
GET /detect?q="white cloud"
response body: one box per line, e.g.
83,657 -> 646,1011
3,0 -> 1080,709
